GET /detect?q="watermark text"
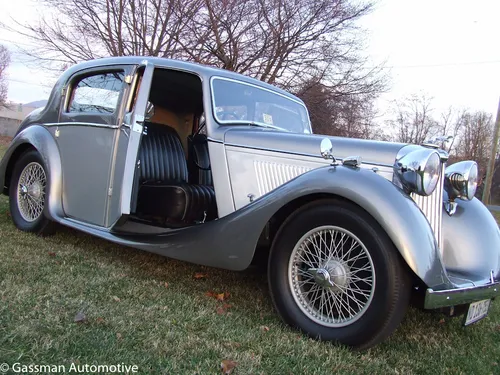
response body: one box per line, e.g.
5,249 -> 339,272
0,362 -> 139,373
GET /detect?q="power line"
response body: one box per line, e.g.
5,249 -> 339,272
4,78 -> 53,88
380,59 -> 500,70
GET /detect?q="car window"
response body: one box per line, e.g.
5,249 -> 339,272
68,71 -> 125,114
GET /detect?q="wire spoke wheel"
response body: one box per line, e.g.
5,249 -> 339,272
16,162 -> 46,222
289,225 -> 375,327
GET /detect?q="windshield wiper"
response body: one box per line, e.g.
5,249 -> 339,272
246,121 -> 290,132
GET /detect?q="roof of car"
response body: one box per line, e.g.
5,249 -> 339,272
63,56 -> 300,102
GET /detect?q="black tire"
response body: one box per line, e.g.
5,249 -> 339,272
268,199 -> 410,350
9,149 -> 55,236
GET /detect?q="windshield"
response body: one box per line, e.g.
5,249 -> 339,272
211,77 -> 311,133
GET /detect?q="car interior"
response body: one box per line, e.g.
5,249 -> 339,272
130,68 -> 217,228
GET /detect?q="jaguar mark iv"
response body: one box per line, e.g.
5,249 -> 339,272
1,57 -> 499,349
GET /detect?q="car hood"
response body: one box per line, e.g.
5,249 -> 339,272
223,127 -> 407,167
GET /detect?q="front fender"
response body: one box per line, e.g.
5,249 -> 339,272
442,197 -> 500,283
0,125 -> 64,220
267,165 -> 451,289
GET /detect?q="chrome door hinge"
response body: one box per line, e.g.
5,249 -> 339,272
124,75 -> 133,84
108,187 -> 113,196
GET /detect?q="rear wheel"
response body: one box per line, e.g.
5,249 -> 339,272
9,150 -> 55,235
268,200 -> 410,349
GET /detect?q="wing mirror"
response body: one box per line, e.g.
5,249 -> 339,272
320,138 -> 336,164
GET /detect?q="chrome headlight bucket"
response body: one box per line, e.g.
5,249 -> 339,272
444,161 -> 478,201
394,149 -> 441,196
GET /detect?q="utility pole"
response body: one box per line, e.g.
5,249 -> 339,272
482,97 -> 500,204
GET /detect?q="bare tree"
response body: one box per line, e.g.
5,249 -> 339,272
0,45 -> 10,108
433,106 -> 467,152
2,0 -> 195,70
178,0 -> 384,92
2,0 -> 386,94
452,111 -> 493,181
296,78 -> 380,138
387,94 -> 439,144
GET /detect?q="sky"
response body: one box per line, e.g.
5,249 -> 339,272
1,0 -> 499,120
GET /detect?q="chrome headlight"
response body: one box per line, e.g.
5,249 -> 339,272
394,149 -> 441,196
444,161 -> 478,201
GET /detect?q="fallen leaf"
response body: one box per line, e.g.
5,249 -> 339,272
48,252 -> 56,257
205,291 -> 216,298
112,296 -> 121,302
216,293 -> 226,301
216,307 -> 226,315
194,272 -> 207,279
74,311 -> 86,323
116,332 -> 122,340
438,318 -> 445,324
260,325 -> 270,332
223,303 -> 232,309
164,282 -> 169,288
96,317 -> 105,324
221,359 -> 237,374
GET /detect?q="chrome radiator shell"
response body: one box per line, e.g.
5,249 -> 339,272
411,164 -> 445,252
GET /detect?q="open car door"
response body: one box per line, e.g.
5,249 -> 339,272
107,62 -> 155,228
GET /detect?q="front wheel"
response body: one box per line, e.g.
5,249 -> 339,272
9,149 -> 55,235
268,200 -> 410,349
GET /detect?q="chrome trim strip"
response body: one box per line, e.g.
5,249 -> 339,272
64,217 -> 111,232
222,139 -> 236,212
45,122 -> 121,129
411,163 -> 445,253
424,282 -> 499,309
224,141 -> 395,168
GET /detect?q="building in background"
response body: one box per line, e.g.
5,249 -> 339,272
0,100 -> 47,137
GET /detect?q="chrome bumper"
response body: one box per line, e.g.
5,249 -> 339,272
424,282 -> 500,309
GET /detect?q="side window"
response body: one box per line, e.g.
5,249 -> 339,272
68,71 -> 125,114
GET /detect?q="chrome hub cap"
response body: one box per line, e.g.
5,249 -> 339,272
289,226 -> 376,327
16,162 -> 46,222
309,259 -> 350,292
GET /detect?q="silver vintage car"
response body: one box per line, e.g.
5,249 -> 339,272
1,57 -> 499,349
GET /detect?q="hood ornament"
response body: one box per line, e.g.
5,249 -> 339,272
423,135 -> 453,149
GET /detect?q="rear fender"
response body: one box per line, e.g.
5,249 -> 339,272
0,125 -> 64,220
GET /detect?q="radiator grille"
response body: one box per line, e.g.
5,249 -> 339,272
254,160 -> 312,195
411,165 -> 445,252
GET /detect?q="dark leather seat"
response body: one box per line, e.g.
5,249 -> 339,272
136,123 -> 216,222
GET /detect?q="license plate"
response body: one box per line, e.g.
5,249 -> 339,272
464,299 -> 491,326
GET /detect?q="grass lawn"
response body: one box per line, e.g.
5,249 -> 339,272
1,138 -> 499,374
